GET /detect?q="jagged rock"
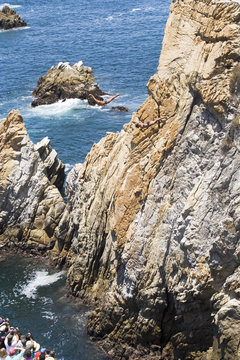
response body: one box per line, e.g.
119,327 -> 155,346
35,137 -> 65,191
31,61 -> 105,107
0,110 -> 65,253
0,6 -> 27,30
54,0 -> 240,359
111,106 -> 130,112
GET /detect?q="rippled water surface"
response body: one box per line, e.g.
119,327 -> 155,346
0,0 -> 171,167
0,255 -> 110,360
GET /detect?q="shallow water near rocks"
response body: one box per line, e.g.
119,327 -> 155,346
0,255 -> 110,360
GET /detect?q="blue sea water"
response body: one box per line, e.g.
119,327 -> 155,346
0,0 -> 171,167
0,0 -> 171,359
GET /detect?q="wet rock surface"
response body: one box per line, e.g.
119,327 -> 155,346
31,61 -> 105,107
0,6 -> 27,30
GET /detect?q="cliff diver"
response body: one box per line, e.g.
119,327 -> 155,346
89,93 -> 119,106
135,117 -> 161,129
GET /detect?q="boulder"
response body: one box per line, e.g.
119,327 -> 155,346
31,61 -> 105,107
0,6 -> 27,30
111,106 -> 130,112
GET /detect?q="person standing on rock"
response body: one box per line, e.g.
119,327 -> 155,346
89,93 -> 119,106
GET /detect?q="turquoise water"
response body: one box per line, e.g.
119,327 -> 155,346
0,0 -> 171,359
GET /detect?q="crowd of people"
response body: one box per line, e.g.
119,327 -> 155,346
0,317 -> 59,360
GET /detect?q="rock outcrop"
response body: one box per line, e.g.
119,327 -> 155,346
31,61 -> 105,107
111,106 -> 130,112
0,110 -> 65,253
54,0 -> 240,359
0,6 -> 27,30
35,137 -> 65,191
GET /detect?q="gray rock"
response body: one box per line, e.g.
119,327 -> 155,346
0,110 -> 65,253
53,0 -> 240,359
35,137 -> 65,191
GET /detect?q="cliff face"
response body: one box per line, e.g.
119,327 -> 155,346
0,110 -> 65,253
56,0 -> 240,358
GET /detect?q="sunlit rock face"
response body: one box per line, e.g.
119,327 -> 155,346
55,0 -> 240,358
31,61 -> 105,107
0,110 -> 65,253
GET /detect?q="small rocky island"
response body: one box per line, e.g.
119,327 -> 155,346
32,61 -> 129,111
31,61 -> 105,107
0,6 -> 27,30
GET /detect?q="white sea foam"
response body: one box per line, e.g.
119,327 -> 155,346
106,6 -> 155,22
42,310 -> 56,320
0,3 -> 22,9
0,26 -> 30,33
131,8 -> 141,12
21,269 -> 66,298
30,98 -> 89,116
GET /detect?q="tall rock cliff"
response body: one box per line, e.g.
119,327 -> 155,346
56,0 -> 240,358
0,110 -> 65,253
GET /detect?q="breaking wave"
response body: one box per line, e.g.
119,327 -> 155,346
20,269 -> 66,298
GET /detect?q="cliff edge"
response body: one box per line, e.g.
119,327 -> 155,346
55,0 -> 240,359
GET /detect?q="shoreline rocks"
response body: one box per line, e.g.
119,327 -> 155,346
0,6 -> 27,30
31,61 -> 105,107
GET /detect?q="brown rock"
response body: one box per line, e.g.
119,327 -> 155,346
0,6 -> 27,30
54,0 -> 240,359
31,61 -> 105,107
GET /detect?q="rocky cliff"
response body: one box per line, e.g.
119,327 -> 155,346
55,0 -> 240,359
0,110 -> 65,253
1,0 -> 240,358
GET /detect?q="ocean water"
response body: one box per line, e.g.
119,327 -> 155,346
0,0 -> 171,359
0,255 -> 110,360
0,0 -> 171,168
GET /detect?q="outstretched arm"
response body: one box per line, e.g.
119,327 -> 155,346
105,94 -> 120,104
